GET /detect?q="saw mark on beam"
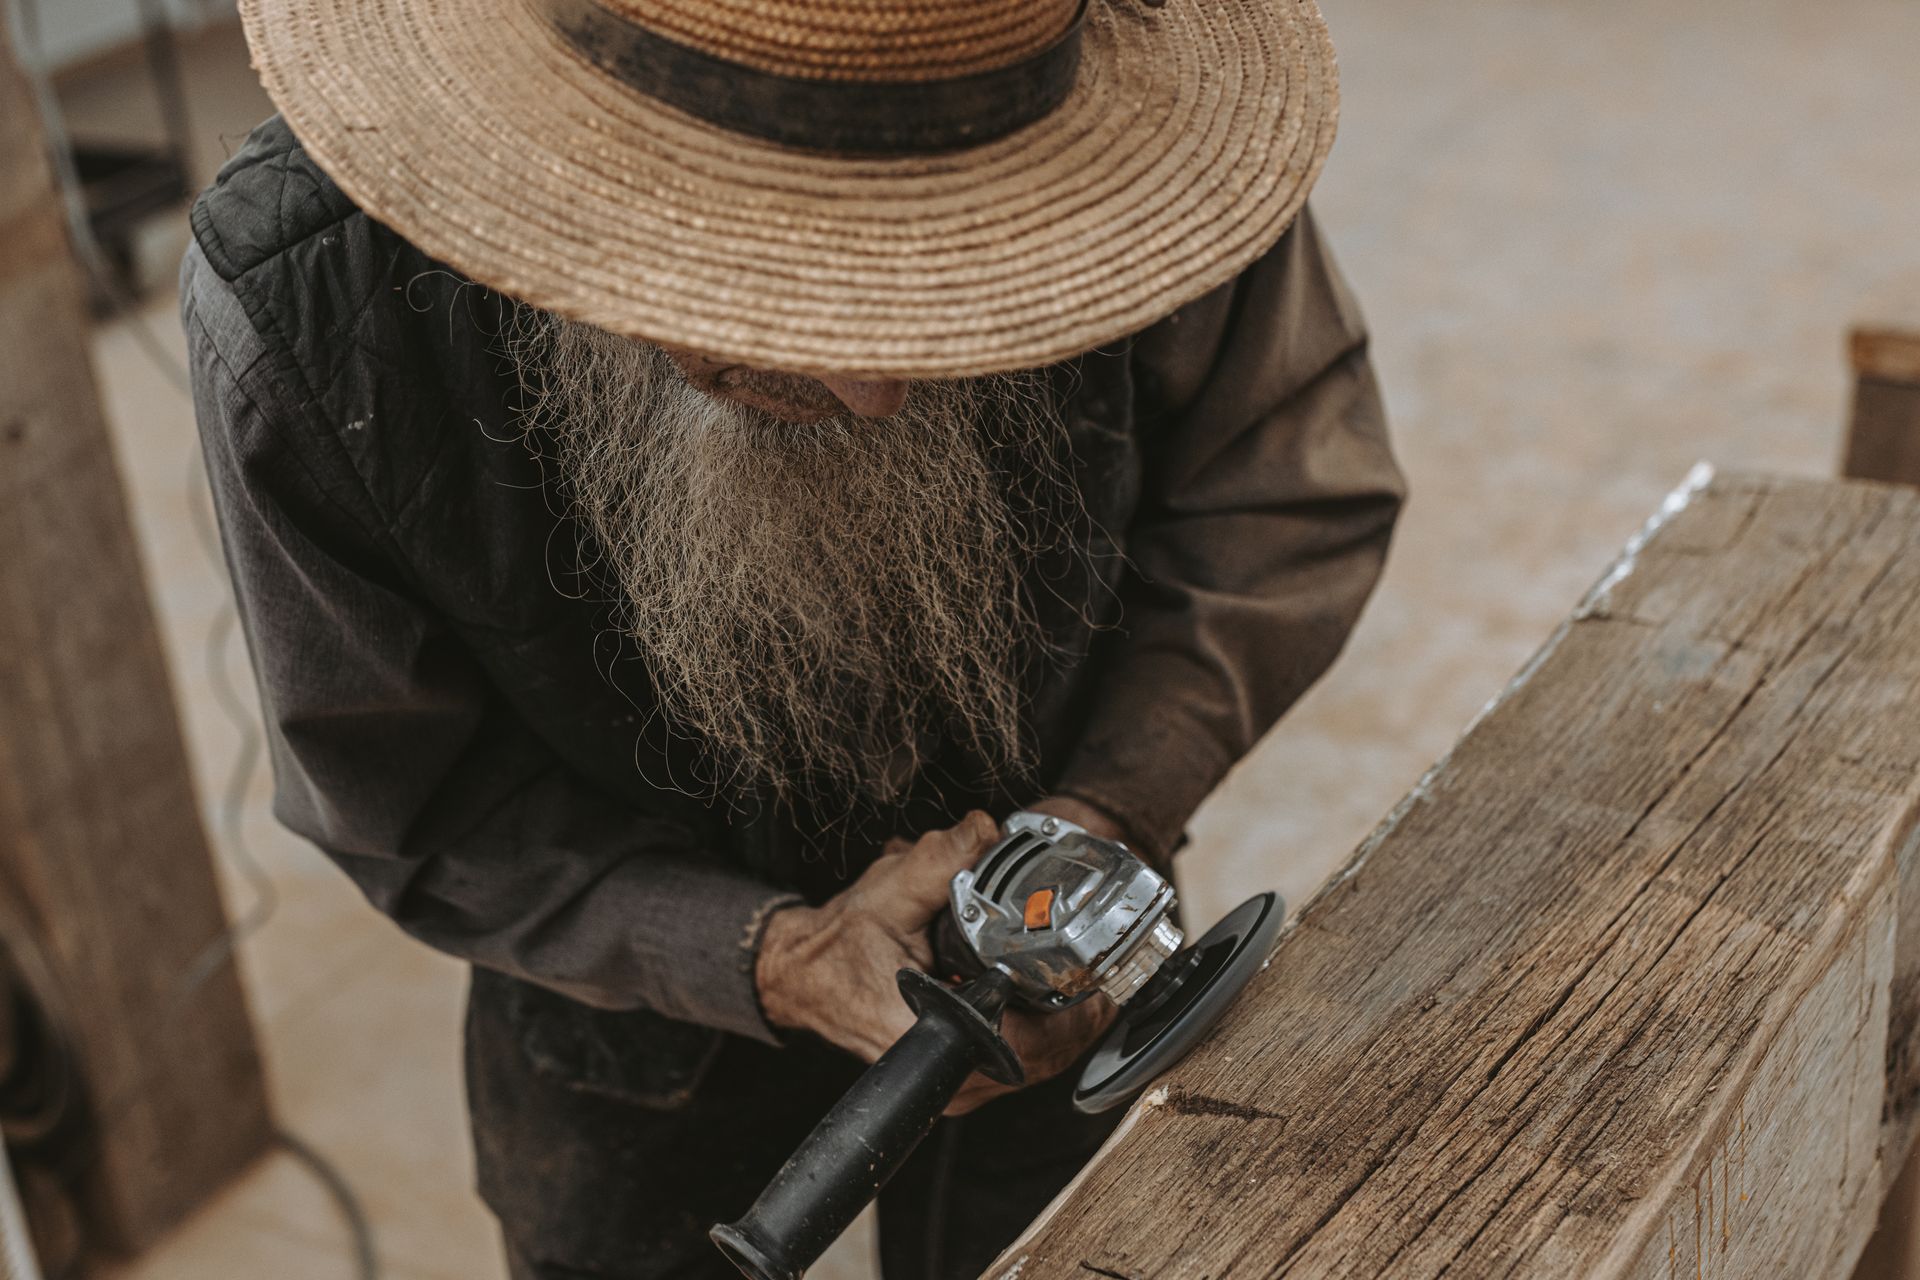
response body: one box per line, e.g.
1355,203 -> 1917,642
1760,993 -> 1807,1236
1163,1090 -> 1287,1123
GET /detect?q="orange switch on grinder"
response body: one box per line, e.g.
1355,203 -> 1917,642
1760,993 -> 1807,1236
1023,887 -> 1056,931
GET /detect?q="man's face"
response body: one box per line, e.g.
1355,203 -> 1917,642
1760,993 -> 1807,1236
660,347 -> 911,423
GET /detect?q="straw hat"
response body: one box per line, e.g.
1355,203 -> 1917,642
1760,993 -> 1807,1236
238,0 -> 1340,378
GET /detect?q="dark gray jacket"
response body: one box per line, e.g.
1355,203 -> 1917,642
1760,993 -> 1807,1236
182,116 -> 1402,1048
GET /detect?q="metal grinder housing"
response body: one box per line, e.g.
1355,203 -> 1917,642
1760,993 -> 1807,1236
944,811 -> 1184,1010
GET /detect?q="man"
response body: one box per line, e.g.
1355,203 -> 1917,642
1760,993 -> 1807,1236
184,0 -> 1403,1275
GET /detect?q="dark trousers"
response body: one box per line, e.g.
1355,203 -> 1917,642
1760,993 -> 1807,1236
467,970 -> 1122,1279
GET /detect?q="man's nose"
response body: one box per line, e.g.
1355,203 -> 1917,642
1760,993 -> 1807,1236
819,376 -> 910,419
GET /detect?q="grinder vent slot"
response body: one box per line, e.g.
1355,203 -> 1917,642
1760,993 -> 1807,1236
980,833 -> 1050,901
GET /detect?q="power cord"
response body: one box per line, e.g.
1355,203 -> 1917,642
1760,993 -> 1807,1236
7,5 -> 380,1278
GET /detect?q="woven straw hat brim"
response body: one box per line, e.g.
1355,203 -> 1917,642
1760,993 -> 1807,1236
239,0 -> 1339,379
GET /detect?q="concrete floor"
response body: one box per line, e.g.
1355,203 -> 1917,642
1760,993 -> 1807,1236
70,1 -> 1920,1277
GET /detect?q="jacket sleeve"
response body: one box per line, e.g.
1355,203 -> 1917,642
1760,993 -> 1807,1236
1052,207 -> 1406,861
181,245 -> 800,1042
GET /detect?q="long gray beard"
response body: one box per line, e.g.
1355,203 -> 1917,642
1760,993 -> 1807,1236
506,313 -> 1081,812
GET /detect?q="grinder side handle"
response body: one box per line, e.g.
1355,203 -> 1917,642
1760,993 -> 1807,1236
710,969 -> 1023,1280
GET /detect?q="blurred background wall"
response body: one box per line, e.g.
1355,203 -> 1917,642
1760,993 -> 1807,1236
2,1 -> 1916,1278
28,0 -> 231,66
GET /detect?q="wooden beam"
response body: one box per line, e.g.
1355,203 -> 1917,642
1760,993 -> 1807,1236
1843,321 -> 1920,488
992,470 -> 1920,1279
1853,326 -> 1920,388
1841,318 -> 1920,1280
0,8 -> 271,1255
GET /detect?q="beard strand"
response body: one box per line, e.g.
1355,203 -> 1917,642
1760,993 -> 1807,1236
504,309 -> 1083,813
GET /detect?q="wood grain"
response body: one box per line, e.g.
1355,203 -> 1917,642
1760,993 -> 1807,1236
0,10 -> 271,1254
993,470 -> 1920,1279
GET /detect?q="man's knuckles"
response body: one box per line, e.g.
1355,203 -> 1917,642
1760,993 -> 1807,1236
884,818 -> 993,907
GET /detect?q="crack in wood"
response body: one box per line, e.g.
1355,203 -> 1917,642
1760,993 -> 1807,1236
1432,1093 -> 1630,1277
1164,1090 -> 1287,1122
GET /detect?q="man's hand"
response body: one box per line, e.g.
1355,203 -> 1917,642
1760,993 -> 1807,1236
945,991 -> 1117,1115
755,797 -> 1138,1115
757,811 -> 1000,1063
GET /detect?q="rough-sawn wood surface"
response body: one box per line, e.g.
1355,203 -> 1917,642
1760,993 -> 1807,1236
993,470 -> 1920,1279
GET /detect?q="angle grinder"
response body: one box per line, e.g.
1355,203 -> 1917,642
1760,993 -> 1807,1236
710,811 -> 1283,1280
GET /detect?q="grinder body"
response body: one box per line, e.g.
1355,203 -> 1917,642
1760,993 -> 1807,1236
942,812 -> 1183,1007
711,812 -> 1280,1280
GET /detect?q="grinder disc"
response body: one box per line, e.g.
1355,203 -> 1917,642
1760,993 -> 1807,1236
1072,891 -> 1284,1115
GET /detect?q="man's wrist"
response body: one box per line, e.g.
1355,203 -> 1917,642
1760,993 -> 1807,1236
1027,794 -> 1131,845
754,902 -> 817,1032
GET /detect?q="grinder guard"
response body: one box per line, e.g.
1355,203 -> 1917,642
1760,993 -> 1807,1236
1073,888 -> 1284,1114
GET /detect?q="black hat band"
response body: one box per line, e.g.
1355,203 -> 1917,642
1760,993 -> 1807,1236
540,0 -> 1087,156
